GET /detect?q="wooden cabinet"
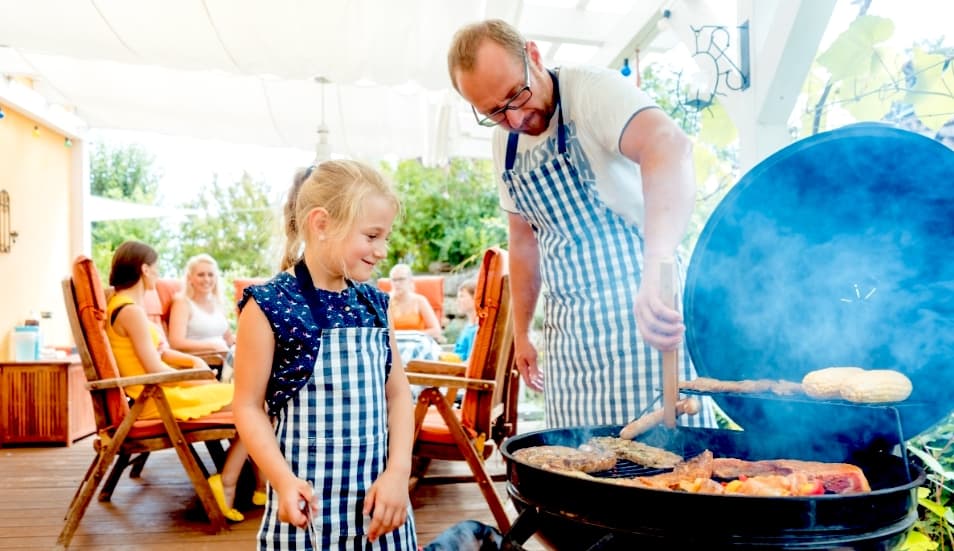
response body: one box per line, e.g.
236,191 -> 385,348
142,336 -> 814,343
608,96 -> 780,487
0,358 -> 96,446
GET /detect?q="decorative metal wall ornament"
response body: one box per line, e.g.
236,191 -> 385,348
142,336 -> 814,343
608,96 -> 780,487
1,190 -> 19,253
675,20 -> 751,113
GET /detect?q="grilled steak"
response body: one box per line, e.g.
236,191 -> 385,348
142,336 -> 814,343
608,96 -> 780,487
607,451 -> 871,496
587,436 -> 684,469
511,445 -> 617,473
711,458 -> 871,493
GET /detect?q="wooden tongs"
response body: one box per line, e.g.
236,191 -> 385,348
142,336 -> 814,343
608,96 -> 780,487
620,260 -> 699,440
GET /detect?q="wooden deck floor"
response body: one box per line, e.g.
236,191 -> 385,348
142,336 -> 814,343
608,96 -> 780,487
0,434 -> 547,550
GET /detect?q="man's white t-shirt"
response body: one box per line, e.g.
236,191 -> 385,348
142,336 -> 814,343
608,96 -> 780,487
492,64 -> 658,229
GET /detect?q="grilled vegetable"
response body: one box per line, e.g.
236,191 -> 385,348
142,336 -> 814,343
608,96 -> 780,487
801,367 -> 865,398
839,369 -> 913,403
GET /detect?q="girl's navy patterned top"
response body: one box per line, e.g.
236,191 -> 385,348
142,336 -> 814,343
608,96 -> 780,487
238,271 -> 391,416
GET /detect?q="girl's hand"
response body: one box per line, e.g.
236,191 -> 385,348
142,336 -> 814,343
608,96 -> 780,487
274,478 -> 315,529
363,469 -> 409,541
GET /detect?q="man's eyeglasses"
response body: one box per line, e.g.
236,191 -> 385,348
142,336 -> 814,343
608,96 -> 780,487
471,51 -> 532,128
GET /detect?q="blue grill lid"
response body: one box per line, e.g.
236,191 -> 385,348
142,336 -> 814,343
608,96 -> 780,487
684,123 -> 954,438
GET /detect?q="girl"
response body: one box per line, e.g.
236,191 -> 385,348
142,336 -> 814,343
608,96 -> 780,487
233,161 -> 418,550
105,240 -> 249,522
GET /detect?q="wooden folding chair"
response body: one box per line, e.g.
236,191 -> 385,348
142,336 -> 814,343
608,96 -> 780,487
404,247 -> 518,532
56,256 -> 237,549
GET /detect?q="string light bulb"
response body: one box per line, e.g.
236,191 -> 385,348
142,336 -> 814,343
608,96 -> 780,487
0,105 -> 5,119
64,137 -> 73,148
620,58 -> 632,77
33,125 -> 40,137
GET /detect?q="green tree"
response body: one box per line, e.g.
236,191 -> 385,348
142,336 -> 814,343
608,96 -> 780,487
89,142 -> 173,279
801,1 -> 954,136
381,158 -> 507,275
176,173 -> 279,279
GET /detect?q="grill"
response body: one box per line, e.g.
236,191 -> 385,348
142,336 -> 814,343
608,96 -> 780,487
501,402 -> 924,550
498,124 -> 954,550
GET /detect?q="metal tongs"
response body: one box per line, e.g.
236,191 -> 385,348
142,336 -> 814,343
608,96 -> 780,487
300,482 -> 319,549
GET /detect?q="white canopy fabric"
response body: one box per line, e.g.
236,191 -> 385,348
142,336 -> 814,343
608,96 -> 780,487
0,0 -> 678,163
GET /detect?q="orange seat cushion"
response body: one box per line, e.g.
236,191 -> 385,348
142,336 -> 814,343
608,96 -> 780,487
127,409 -> 236,439
233,277 -> 269,313
416,406 -> 477,445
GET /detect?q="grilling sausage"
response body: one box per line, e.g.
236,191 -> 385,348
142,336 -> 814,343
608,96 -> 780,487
619,397 -> 700,440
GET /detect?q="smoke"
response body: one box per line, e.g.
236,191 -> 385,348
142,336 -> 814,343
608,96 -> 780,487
685,124 -> 954,440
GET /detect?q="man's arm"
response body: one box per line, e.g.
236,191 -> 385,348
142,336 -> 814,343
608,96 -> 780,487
620,108 -> 696,351
508,212 -> 544,391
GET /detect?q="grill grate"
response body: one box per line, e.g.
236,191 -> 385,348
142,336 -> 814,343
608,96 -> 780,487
590,459 -> 670,479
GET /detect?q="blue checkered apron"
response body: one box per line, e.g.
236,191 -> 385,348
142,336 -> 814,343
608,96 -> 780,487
502,70 -> 715,429
257,326 -> 417,550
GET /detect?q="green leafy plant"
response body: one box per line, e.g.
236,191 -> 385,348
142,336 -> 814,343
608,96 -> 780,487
903,412 -> 954,550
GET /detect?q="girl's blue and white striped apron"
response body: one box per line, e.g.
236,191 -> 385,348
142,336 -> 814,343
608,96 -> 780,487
502,70 -> 716,429
257,324 -> 417,550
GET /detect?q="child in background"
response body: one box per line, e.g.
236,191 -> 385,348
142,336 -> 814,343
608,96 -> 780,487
232,161 -> 417,550
453,279 -> 478,362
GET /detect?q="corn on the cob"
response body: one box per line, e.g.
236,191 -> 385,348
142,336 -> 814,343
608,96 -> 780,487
802,367 -> 865,399
839,369 -> 913,403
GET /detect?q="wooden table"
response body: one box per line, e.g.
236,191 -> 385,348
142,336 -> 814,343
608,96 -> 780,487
0,357 -> 96,446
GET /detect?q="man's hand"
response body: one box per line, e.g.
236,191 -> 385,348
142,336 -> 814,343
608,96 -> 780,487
514,334 -> 544,392
635,259 -> 685,351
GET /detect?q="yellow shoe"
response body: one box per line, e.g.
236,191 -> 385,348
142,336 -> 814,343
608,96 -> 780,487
252,490 -> 267,507
207,474 -> 245,522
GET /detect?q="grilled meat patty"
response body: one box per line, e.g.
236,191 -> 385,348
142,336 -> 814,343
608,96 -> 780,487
587,436 -> 684,469
511,444 -> 617,473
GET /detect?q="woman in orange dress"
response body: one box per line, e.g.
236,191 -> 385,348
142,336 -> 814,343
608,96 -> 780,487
387,263 -> 443,341
105,240 -> 250,522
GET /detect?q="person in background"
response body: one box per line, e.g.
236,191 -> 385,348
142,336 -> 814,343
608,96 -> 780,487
453,278 -> 478,363
387,263 -> 444,342
105,240 -> 251,522
167,253 -> 235,367
232,161 -> 418,550
447,19 -> 716,429
387,263 -> 445,373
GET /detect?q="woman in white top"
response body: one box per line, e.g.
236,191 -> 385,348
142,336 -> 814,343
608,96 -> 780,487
168,253 -> 235,355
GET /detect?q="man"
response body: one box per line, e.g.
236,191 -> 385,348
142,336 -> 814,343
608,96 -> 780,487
447,19 -> 715,428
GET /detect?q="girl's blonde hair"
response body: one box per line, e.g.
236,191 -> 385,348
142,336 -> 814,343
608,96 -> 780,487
280,160 -> 401,271
182,253 -> 223,304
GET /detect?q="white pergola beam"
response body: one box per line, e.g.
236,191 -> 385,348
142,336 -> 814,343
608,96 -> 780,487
518,5 -> 644,47
591,0 -> 672,68
751,0 -> 837,124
